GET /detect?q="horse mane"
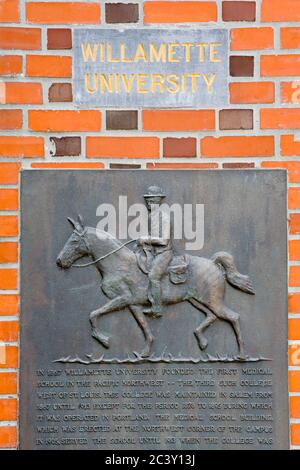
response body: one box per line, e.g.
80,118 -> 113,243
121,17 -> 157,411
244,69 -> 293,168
87,226 -> 133,252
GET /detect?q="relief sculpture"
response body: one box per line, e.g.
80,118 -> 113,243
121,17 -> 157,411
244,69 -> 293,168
56,185 -> 257,363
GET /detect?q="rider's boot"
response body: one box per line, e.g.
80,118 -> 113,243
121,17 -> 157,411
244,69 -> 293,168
144,280 -> 163,318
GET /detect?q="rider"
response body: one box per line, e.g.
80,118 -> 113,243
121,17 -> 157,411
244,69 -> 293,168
138,185 -> 173,318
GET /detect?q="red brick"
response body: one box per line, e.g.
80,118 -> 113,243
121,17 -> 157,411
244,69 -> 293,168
48,83 -> 72,102
144,1 -> 217,23
222,162 -> 255,169
230,56 -> 254,77
261,55 -> 300,77
289,188 -> 300,209
0,426 -> 17,448
87,137 -> 159,158
219,109 -> 253,130
26,55 -> 72,78
0,27 -> 41,50
0,137 -> 44,157
289,344 -> 300,366
0,56 -> 22,76
223,1 -> 255,21
106,3 -> 139,23
230,82 -> 274,104
261,109 -> 300,129
0,216 -> 18,237
289,318 -> 300,339
47,29 -> 72,50
0,295 -> 19,316
26,2 -> 100,24
163,138 -> 196,158
231,28 -> 273,51
290,396 -> 300,419
289,240 -> 300,261
143,110 -> 215,131
0,0 -> 19,22
0,190 -> 18,210
29,110 -> 101,132
0,372 -> 17,394
201,136 -> 274,157
261,0 -> 300,22
0,398 -> 17,420
0,83 -> 42,104
0,110 -> 22,130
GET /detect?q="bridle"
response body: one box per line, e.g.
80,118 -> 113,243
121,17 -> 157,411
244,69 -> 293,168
71,228 -> 137,268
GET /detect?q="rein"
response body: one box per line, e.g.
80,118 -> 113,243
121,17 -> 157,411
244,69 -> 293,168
72,233 -> 137,268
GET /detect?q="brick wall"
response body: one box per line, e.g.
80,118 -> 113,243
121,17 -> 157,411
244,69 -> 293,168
0,0 -> 299,449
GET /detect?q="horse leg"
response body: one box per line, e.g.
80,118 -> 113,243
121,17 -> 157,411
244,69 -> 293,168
89,295 -> 130,348
215,305 -> 246,358
129,305 -> 154,358
188,299 -> 216,350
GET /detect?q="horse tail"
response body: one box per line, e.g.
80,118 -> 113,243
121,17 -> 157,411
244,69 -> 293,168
211,251 -> 255,295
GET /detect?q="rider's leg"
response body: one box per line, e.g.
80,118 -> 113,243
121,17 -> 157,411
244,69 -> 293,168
144,250 -> 172,316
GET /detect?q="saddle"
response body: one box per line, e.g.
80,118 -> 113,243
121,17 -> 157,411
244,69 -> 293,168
136,248 -> 189,285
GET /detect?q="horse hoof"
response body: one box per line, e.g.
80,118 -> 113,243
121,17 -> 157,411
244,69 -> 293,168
92,331 -> 110,348
140,349 -> 150,358
194,332 -> 208,350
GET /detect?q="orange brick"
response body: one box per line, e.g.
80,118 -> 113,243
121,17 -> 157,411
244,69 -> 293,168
281,82 -> 300,104
31,162 -> 104,169
26,2 -> 100,24
0,27 -> 40,50
261,55 -> 300,77
0,321 -> 18,342
87,137 -> 160,158
0,55 -> 22,76
0,110 -> 22,130
231,27 -> 274,51
291,424 -> 300,446
289,318 -> 300,339
0,398 -> 17,420
0,270 -> 17,290
26,55 -> 71,78
0,136 -> 44,157
281,135 -> 300,157
0,345 -> 18,369
290,396 -> 300,419
261,0 -> 300,22
0,190 -> 18,211
230,82 -> 274,104
0,243 -> 18,263
0,372 -> 17,394
289,344 -> 300,366
0,83 -> 42,104
147,162 -> 218,169
144,1 -> 217,23
0,216 -> 18,237
289,371 -> 300,393
261,161 -> 300,182
0,0 -> 19,22
289,188 -> 300,210
0,426 -> 17,448
289,240 -> 300,260
289,293 -> 300,313
0,295 -> 19,316
201,136 -> 274,158
143,110 -> 215,131
281,28 -> 300,49
261,109 -> 300,129
29,110 -> 101,132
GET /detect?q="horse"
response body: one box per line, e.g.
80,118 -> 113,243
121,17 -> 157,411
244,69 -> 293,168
56,215 -> 255,359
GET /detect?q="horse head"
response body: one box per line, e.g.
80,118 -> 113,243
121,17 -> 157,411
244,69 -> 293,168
56,214 -> 89,269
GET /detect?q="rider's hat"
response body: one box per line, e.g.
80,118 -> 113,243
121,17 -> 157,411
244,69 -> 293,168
144,185 -> 166,199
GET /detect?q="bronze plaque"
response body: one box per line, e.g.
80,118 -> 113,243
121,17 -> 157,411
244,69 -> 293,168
20,170 -> 289,450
